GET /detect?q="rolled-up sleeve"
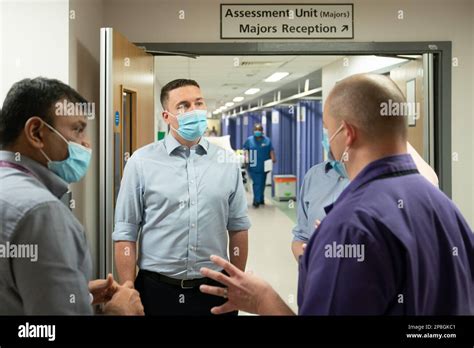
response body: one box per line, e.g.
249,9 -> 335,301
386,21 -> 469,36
112,156 -> 144,242
227,163 -> 251,231
292,174 -> 309,242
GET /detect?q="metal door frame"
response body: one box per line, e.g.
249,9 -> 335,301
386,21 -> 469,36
100,40 -> 451,277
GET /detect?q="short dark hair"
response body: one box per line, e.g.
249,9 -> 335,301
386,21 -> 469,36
0,77 -> 87,147
160,79 -> 200,109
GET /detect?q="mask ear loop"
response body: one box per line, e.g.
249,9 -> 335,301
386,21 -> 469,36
41,120 -> 69,144
328,123 -> 345,143
39,148 -> 52,162
38,120 -> 69,163
166,111 -> 180,134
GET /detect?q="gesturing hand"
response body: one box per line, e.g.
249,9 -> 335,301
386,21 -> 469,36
199,255 -> 276,315
88,273 -> 118,305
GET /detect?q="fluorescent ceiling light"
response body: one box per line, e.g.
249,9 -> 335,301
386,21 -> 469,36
225,102 -> 234,107
264,72 -> 289,82
244,88 -> 260,95
233,96 -> 245,102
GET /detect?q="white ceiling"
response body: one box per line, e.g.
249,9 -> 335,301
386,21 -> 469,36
155,55 -> 342,112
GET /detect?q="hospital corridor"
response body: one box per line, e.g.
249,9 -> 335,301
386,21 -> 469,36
244,186 -> 299,315
0,0 -> 473,346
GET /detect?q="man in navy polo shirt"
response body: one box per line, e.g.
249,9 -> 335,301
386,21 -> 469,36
198,73 -> 474,315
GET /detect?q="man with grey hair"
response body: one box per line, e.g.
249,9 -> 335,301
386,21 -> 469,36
198,73 -> 474,315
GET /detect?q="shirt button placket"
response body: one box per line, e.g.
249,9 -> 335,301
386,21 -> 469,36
187,151 -> 198,276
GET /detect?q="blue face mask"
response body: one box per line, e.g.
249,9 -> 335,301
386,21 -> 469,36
40,121 -> 92,183
254,131 -> 263,137
321,126 -> 349,179
169,109 -> 208,141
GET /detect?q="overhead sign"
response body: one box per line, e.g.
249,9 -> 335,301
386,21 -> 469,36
221,3 -> 354,39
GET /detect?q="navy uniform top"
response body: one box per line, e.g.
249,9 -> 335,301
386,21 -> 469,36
298,154 -> 474,315
243,135 -> 273,173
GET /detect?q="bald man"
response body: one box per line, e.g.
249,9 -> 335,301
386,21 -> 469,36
198,73 -> 474,315
291,142 -> 438,261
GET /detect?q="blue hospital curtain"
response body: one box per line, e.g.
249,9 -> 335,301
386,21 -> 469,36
228,117 -> 237,150
270,106 -> 297,176
296,100 -> 323,198
262,110 -> 272,138
235,116 -> 243,149
221,116 -> 228,136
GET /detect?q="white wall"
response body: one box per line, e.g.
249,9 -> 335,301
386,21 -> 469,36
0,0 -> 69,104
103,0 -> 474,226
322,56 -> 409,103
0,0 -> 104,278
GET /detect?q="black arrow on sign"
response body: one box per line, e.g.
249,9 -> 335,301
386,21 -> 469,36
341,25 -> 349,32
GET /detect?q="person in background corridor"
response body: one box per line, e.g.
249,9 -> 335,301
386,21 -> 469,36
243,123 -> 276,208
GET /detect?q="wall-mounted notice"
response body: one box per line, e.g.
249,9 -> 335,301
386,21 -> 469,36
221,3 -> 354,39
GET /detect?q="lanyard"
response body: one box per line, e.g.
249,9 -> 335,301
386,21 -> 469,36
0,160 -> 71,209
0,160 -> 37,179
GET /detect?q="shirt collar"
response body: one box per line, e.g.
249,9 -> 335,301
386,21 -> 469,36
324,161 -> 334,174
0,150 -> 69,199
324,160 -> 345,180
334,153 -> 418,205
164,133 -> 209,155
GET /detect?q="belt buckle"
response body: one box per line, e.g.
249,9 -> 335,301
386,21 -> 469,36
181,279 -> 194,289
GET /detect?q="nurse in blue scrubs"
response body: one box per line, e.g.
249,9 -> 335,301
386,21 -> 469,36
243,124 -> 275,208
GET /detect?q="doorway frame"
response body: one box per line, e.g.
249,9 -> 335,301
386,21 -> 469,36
141,41 -> 452,196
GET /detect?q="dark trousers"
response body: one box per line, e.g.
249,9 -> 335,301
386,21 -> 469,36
135,270 -> 238,316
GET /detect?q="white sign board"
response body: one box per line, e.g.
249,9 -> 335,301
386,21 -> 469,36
221,4 -> 353,39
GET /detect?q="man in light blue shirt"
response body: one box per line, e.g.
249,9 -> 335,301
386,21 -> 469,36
0,77 -> 143,315
291,161 -> 348,259
113,79 -> 250,315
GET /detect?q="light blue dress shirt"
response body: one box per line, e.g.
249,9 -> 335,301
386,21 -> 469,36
0,151 -> 92,314
112,134 -> 251,280
292,161 -> 349,242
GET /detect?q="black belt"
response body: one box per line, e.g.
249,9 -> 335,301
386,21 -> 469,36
140,269 -> 216,289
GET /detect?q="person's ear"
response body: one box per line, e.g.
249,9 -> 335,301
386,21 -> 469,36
24,117 -> 47,149
162,110 -> 170,125
343,121 -> 357,148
